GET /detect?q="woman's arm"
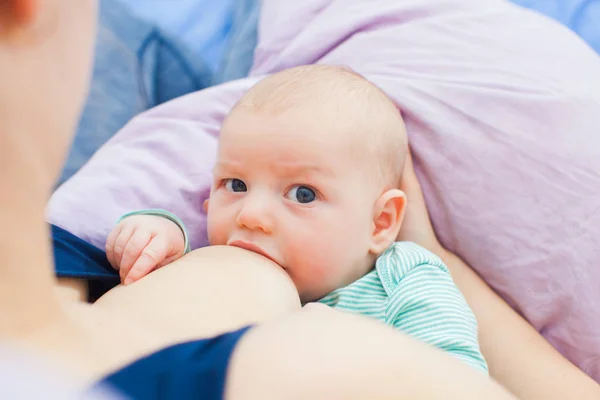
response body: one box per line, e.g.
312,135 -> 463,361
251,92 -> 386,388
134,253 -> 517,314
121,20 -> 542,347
228,302 -> 516,400
440,250 -> 599,399
397,152 -> 600,399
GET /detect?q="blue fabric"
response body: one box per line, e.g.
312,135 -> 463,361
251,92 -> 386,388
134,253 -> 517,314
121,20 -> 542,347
212,0 -> 260,85
52,224 -> 119,301
59,0 -> 213,186
510,0 -> 600,54
116,0 -> 260,83
95,326 -> 250,400
117,0 -> 236,72
60,0 -> 260,186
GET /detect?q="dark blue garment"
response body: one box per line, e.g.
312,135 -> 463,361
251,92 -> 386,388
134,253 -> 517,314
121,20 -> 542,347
94,326 -> 251,400
52,224 -> 120,301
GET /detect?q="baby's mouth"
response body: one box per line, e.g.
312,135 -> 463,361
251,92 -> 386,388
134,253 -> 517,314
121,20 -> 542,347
227,240 -> 281,266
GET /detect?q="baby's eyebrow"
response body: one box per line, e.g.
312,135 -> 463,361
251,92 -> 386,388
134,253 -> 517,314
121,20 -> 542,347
276,163 -> 333,177
213,160 -> 242,171
214,159 -> 334,177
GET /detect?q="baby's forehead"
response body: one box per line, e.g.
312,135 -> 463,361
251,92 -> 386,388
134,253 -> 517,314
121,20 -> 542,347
223,99 -> 393,167
218,118 -> 390,189
220,114 -> 366,164
223,106 -> 366,152
223,66 -> 406,184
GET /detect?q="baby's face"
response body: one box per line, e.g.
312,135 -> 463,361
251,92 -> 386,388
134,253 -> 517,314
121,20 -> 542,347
206,109 -> 380,302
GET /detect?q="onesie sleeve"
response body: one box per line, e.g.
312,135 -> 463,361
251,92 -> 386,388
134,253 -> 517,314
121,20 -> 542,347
119,209 -> 191,254
379,243 -> 488,373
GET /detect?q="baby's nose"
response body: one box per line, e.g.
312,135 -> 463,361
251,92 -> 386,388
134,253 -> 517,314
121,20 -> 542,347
236,195 -> 274,234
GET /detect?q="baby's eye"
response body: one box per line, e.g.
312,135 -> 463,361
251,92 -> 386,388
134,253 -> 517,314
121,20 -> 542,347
224,178 -> 247,192
286,185 -> 317,204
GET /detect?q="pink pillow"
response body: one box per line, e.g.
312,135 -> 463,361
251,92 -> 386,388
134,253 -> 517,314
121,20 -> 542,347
49,0 -> 600,379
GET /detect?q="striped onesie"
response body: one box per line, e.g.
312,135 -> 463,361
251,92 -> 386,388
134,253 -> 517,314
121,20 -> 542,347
319,242 -> 488,374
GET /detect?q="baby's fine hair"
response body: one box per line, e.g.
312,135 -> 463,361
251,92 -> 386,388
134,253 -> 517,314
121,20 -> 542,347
230,64 -> 408,188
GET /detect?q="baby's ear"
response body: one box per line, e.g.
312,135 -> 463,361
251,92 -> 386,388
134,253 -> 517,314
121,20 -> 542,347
369,189 -> 406,254
203,199 -> 210,213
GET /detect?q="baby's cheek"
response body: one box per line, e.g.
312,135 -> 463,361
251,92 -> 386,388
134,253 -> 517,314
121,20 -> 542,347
206,211 -> 230,246
288,235 -> 342,292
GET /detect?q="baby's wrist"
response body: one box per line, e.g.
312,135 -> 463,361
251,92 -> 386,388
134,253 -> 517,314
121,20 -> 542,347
118,209 -> 191,254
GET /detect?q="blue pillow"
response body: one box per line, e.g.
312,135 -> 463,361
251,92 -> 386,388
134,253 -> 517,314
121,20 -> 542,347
510,0 -> 600,54
116,0 -> 236,72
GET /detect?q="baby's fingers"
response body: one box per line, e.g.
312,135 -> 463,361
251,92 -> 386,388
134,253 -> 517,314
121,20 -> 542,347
111,224 -> 136,271
119,229 -> 152,281
124,236 -> 170,285
105,224 -> 123,269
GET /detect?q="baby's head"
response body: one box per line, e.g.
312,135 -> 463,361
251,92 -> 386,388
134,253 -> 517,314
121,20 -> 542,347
205,65 -> 408,302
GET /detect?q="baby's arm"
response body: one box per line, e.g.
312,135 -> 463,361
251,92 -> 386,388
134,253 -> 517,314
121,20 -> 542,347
383,244 -> 488,374
105,210 -> 190,285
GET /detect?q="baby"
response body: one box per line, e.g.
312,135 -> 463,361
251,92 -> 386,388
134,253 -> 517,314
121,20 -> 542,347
106,65 -> 488,373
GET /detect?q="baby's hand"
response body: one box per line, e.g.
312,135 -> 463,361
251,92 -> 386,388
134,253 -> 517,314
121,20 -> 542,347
106,215 -> 186,285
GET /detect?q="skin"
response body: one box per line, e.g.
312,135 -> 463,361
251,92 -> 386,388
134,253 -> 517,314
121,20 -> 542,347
2,0 -> 597,398
0,0 -> 97,337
